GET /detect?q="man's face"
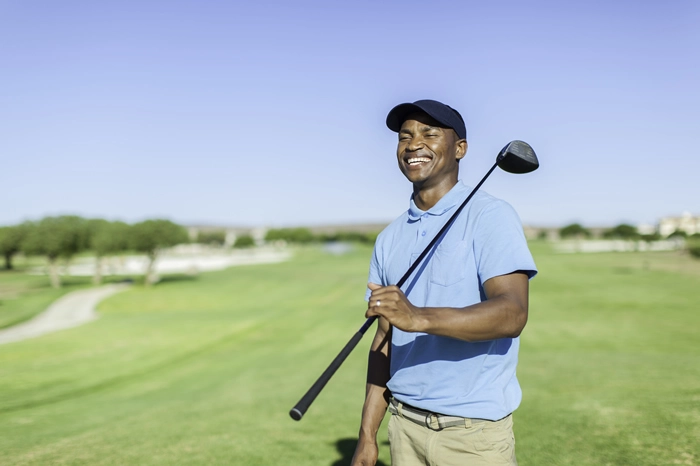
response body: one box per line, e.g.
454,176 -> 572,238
396,112 -> 467,186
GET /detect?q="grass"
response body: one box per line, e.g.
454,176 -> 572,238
0,269 -> 100,330
0,256 -> 188,330
0,244 -> 698,465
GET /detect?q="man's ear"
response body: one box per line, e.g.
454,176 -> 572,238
455,139 -> 468,161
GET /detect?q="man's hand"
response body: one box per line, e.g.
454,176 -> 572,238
366,283 -> 422,333
350,438 -> 379,466
366,273 -> 529,342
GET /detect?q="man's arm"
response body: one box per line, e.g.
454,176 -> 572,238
351,316 -> 391,466
366,271 -> 529,342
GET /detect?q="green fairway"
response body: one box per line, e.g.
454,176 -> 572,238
0,270 -> 98,330
0,244 -> 698,465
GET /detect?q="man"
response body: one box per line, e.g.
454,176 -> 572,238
350,100 -> 537,466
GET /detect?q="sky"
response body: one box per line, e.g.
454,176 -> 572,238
2,0 -> 699,229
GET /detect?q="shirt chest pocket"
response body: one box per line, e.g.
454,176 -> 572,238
418,240 -> 471,287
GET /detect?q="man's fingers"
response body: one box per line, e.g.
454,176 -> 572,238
366,304 -> 385,319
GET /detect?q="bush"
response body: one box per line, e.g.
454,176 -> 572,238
234,235 -> 255,248
265,228 -> 315,244
559,223 -> 591,239
689,246 -> 700,259
687,235 -> 700,259
603,224 -> 639,240
317,231 -> 379,244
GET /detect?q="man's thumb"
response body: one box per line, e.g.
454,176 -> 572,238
367,282 -> 382,291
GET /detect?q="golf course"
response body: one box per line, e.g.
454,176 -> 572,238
0,242 -> 698,465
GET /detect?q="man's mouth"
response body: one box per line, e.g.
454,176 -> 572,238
406,157 -> 431,166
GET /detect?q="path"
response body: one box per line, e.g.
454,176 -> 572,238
1,250 -> 292,345
0,284 -> 130,345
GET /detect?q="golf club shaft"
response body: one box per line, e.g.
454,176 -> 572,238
289,161 -> 499,420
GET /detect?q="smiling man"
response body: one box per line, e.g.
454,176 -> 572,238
350,100 -> 537,466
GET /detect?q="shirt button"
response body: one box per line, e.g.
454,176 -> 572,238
422,231 -> 427,236
422,214 -> 428,218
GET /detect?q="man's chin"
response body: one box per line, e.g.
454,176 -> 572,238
401,167 -> 431,184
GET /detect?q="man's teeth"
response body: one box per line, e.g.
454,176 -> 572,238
407,157 -> 431,165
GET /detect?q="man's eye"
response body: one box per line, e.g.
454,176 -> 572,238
425,133 -> 439,138
399,136 -> 410,141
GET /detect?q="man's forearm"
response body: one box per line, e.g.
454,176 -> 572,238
358,382 -> 390,442
417,294 -> 527,342
358,319 -> 391,443
367,272 -> 530,343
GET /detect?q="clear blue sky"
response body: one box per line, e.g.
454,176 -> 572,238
3,0 -> 699,228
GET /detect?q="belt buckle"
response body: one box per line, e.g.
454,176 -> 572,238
425,412 -> 442,431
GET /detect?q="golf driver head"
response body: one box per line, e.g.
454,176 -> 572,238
496,140 -> 539,174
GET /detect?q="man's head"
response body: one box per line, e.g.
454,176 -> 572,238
386,99 -> 466,140
386,100 -> 468,188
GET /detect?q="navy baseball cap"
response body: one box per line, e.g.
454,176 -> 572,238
386,99 -> 467,140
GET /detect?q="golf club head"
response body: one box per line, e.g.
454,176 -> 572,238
496,140 -> 539,174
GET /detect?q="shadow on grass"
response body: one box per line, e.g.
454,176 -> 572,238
157,274 -> 199,284
114,274 -> 199,287
330,438 -> 389,466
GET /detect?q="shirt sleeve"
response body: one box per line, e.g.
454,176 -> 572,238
365,242 -> 384,301
473,199 -> 537,284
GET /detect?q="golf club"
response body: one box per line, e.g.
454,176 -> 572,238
289,140 -> 539,421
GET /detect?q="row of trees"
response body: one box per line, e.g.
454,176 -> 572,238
558,223 -> 700,259
264,228 -> 379,245
559,223 -> 694,241
0,219 -> 382,287
0,217 -> 188,288
196,230 -> 257,248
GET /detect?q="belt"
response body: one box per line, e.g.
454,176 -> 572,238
389,398 -> 491,431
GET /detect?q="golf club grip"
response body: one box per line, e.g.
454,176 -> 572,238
289,329 -> 366,421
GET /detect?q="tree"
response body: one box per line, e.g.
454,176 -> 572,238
667,229 -> 688,239
317,230 -> 380,244
640,232 -> 661,242
687,233 -> 700,259
265,228 -> 315,244
233,234 -> 255,248
129,219 -> 188,286
559,223 -> 591,239
197,230 -> 226,246
21,216 -> 89,288
0,223 -> 29,270
88,220 -> 131,284
603,224 -> 639,240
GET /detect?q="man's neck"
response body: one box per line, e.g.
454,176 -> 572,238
412,177 -> 459,212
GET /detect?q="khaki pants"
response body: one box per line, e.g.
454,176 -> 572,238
388,411 -> 517,465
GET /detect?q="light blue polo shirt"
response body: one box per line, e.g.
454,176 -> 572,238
366,180 -> 537,421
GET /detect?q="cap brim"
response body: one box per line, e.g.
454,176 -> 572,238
386,103 -> 426,133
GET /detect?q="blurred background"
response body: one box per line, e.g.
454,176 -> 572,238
1,1 -> 699,465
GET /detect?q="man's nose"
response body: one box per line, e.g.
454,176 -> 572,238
407,136 -> 424,152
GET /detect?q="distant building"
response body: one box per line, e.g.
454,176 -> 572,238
636,223 -> 656,235
658,212 -> 700,237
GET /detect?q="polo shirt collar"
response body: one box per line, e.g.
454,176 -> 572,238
407,180 -> 470,221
